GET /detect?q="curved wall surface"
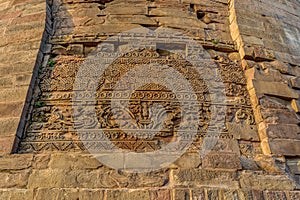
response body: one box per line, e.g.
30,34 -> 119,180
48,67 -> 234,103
0,0 -> 299,199
0,0 -> 46,153
230,0 -> 300,188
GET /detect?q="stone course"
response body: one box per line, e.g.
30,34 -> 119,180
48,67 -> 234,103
0,0 -> 46,154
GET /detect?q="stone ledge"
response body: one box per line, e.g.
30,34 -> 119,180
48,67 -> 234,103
269,139 -> 300,156
252,80 -> 298,100
265,124 -> 300,140
239,171 -> 296,190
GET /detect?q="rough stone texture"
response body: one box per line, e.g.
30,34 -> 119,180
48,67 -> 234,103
0,189 -> 34,200
172,152 -> 201,168
227,122 -> 259,141
252,80 -> 298,99
229,0 -> 300,188
0,154 -> 33,170
173,169 -> 239,189
268,139 -> 300,156
35,188 -> 79,200
0,0 -> 299,199
239,171 -> 296,191
291,99 -> 300,113
0,0 -> 46,154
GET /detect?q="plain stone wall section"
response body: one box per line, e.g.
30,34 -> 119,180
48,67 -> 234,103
229,0 -> 300,186
0,0 -> 46,154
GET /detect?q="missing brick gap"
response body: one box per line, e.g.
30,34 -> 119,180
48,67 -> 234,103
98,4 -> 105,10
196,10 -> 205,19
97,0 -> 115,10
140,24 -> 159,31
189,4 -> 195,13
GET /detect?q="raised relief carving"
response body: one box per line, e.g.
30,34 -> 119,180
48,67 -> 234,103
19,44 -> 254,153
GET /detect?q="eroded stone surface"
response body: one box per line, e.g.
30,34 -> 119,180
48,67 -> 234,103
0,0 -> 46,154
0,0 -> 299,198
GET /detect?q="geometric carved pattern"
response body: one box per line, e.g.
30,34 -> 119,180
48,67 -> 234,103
19,47 -> 254,153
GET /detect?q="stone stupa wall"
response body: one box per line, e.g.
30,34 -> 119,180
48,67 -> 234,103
0,0 -> 299,199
